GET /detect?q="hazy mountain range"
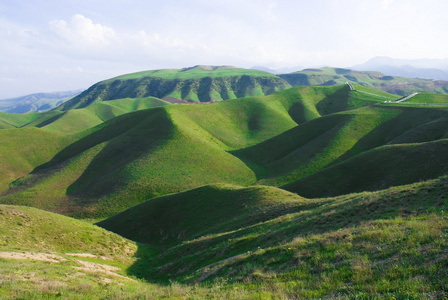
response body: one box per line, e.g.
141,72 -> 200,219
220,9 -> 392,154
0,90 -> 82,113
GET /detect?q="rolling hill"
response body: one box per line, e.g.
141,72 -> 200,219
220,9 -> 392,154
1,75 -> 448,298
2,84 -> 448,220
97,176 -> 448,298
58,65 -> 291,110
279,67 -> 448,96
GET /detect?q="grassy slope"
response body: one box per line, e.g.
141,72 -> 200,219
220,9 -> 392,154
0,111 -> 63,129
404,92 -> 448,103
5,85 -> 448,219
0,204 -> 204,299
0,97 -> 171,194
236,103 -> 448,188
98,176 -> 448,298
3,179 -> 448,298
1,91 -> 302,218
0,128 -> 73,193
97,184 -> 312,246
284,138 -> 448,198
59,66 -> 291,109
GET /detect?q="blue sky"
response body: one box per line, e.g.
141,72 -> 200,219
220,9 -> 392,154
1,0 -> 448,98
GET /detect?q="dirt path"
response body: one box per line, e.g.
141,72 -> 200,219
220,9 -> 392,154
0,251 -> 66,263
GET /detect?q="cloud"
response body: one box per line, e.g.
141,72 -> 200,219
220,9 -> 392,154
49,14 -> 116,48
382,0 -> 395,9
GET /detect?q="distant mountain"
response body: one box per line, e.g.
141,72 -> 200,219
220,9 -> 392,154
59,65 -> 291,110
0,90 -> 82,114
352,56 -> 448,80
251,65 -> 303,74
279,67 -> 448,96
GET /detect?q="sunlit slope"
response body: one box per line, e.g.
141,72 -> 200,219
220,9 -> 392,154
0,204 -> 163,299
402,92 -> 448,104
284,138 -> 448,198
98,177 -> 448,298
0,128 -> 73,193
37,96 -> 171,134
0,97 -> 171,194
0,111 -> 62,129
235,104 -> 448,188
2,90 -> 309,218
58,65 -> 291,110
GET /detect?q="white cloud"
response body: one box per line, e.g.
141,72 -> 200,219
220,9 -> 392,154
49,14 -> 116,47
382,0 -> 395,9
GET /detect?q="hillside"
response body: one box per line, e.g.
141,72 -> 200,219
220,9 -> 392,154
401,92 -> 448,104
1,80 -> 448,298
279,67 -> 448,96
0,205 -> 150,298
97,177 -> 448,298
58,65 -> 291,110
0,85 -> 395,218
3,85 -> 448,219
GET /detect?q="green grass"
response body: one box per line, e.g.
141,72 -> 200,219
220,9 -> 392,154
59,66 -> 291,109
95,176 -> 448,298
4,85 -> 448,220
109,65 -> 280,81
284,138 -> 448,198
0,127 -> 74,193
403,92 -> 448,104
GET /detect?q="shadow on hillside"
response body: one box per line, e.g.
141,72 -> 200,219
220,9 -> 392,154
123,176 -> 448,283
231,114 -> 352,181
316,85 -> 351,116
31,108 -> 174,199
330,106 -> 448,165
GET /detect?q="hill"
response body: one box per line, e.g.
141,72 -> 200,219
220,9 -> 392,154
0,90 -> 82,113
3,176 -> 447,298
401,92 -> 448,104
279,67 -> 448,96
58,65 -> 291,110
3,85 -> 448,219
0,204 -> 153,298
97,177 -> 448,298
0,85 -> 397,218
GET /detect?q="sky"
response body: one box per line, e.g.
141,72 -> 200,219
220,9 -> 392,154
1,0 -> 448,99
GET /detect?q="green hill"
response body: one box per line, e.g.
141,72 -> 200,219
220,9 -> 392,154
0,90 -> 302,218
2,80 -> 448,298
58,65 -> 291,110
279,67 -> 448,96
0,204 -> 153,299
97,184 -> 311,246
3,85 -> 448,219
235,104 -> 448,187
97,177 -> 448,298
402,92 -> 448,104
283,138 -> 448,197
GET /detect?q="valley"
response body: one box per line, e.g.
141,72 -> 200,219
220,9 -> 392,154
0,67 -> 447,298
